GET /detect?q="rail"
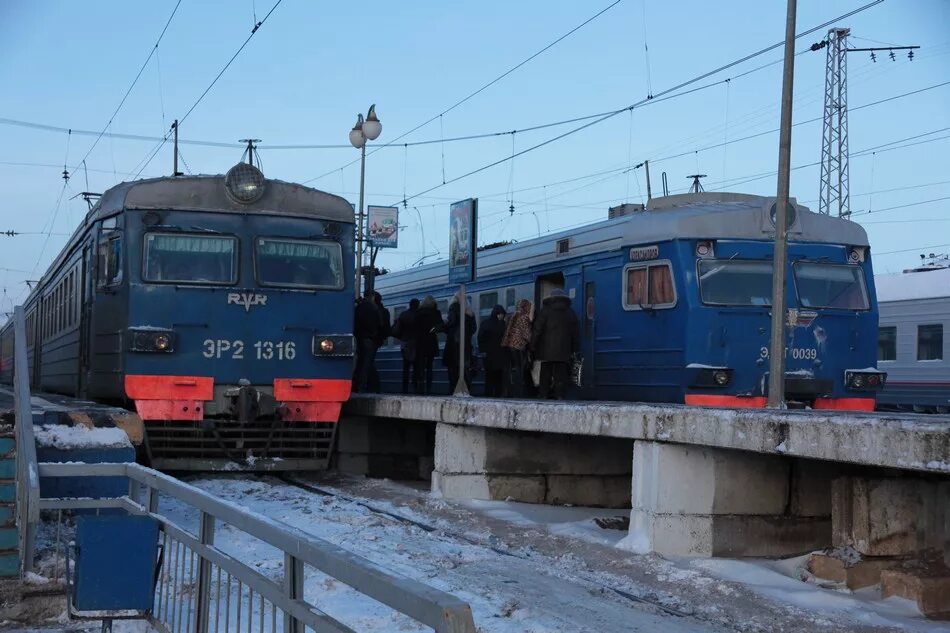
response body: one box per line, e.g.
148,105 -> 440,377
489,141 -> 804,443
13,304 -> 40,575
38,462 -> 476,633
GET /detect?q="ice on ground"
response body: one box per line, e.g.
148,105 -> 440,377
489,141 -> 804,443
33,424 -> 131,449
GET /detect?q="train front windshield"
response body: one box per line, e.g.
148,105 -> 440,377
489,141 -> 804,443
255,238 -> 343,289
698,259 -> 869,310
143,233 -> 238,284
793,263 -> 869,310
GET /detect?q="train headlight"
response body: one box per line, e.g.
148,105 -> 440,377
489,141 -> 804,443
688,365 -> 733,388
224,162 -> 266,204
312,334 -> 354,357
845,369 -> 886,391
128,328 -> 176,353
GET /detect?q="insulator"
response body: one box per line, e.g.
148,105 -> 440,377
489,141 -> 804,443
889,50 -> 896,61
870,51 -> 876,63
908,50 -> 914,61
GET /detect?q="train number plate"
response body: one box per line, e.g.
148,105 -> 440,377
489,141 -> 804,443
202,339 -> 297,360
759,346 -> 818,360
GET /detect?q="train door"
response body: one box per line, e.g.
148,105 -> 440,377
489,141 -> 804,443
534,272 -> 564,307
77,240 -> 93,396
581,265 -> 597,390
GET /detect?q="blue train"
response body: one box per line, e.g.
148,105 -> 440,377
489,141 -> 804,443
375,192 -> 886,410
0,162 -> 356,469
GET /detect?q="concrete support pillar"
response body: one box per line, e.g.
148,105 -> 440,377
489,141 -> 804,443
335,416 -> 434,480
432,423 -> 632,508
832,476 -> 950,557
625,441 -> 831,557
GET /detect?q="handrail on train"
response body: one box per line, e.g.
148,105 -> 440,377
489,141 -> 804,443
38,461 -> 477,633
13,305 -> 40,576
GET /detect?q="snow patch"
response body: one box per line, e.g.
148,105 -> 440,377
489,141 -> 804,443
775,440 -> 788,453
34,424 -> 131,449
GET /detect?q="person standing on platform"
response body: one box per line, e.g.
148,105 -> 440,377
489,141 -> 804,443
393,298 -> 420,393
367,291 -> 391,393
501,299 -> 533,398
477,304 -> 508,397
530,289 -> 579,400
353,291 -> 380,393
413,296 -> 443,395
442,294 -> 476,393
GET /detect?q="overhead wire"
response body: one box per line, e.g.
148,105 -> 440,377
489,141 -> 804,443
74,0 -> 184,170
131,0 -> 285,179
302,0 -> 624,184
392,0 -> 886,206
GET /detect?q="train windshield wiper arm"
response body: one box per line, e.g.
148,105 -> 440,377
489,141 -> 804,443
190,225 -> 222,234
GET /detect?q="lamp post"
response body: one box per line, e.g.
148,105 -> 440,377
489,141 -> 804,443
349,104 -> 382,298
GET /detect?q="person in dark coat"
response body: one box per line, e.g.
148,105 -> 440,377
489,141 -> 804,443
530,289 -> 579,399
353,291 -> 380,392
477,305 -> 508,397
442,295 -> 477,393
501,299 -> 534,398
392,298 -> 420,393
366,292 -> 391,393
412,296 -> 443,394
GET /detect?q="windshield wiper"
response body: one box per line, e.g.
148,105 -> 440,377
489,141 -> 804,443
190,225 -> 222,234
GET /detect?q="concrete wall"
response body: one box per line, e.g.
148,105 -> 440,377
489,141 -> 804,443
628,441 -> 833,557
334,416 -> 435,481
432,423 -> 632,508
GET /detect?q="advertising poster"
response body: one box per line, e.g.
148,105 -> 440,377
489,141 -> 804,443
366,205 -> 399,248
448,198 -> 477,283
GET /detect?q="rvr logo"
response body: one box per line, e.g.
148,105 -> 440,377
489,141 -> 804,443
227,293 -> 268,312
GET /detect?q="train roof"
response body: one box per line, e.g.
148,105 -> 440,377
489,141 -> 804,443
25,172 -> 352,305
376,192 -> 870,295
92,174 -> 353,223
875,267 -> 950,302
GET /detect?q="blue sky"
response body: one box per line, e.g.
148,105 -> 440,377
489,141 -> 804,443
1,0 -> 948,312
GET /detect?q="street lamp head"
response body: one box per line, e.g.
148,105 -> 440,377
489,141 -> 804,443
362,104 -> 382,140
349,114 -> 365,148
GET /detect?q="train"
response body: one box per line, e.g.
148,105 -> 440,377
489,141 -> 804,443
374,191 -> 886,409
0,161 -> 356,470
875,262 -> 950,413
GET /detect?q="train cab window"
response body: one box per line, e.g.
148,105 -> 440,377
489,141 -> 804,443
144,233 -> 238,284
699,260 -> 772,306
255,238 -> 343,289
623,262 -> 676,310
917,324 -> 943,361
97,235 -> 122,288
878,326 -> 896,361
794,263 -> 869,310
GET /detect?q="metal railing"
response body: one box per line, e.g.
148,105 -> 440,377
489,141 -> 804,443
38,462 -> 476,633
13,305 -> 40,575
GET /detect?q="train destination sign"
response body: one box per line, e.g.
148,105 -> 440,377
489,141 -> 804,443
629,245 -> 659,262
448,198 -> 478,283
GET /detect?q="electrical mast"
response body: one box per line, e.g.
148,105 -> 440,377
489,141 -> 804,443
816,29 -> 919,217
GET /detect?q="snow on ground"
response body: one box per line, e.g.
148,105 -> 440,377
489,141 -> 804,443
155,474 -> 947,633
33,424 -> 131,449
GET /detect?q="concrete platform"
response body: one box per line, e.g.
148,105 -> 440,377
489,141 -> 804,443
343,394 -> 950,474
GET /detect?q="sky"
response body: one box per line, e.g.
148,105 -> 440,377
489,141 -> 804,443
1,0 -> 948,314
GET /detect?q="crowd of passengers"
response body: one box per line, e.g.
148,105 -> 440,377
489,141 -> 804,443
352,288 -> 580,400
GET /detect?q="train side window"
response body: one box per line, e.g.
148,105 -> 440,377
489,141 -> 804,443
435,299 -> 449,343
917,324 -> 943,361
878,326 -> 896,361
97,235 -> 122,288
505,288 -> 516,311
623,261 -> 676,310
478,291 -> 498,321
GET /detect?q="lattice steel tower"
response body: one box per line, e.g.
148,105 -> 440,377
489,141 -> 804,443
819,28 -> 850,217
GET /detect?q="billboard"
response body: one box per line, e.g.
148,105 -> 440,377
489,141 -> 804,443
366,205 -> 399,248
448,198 -> 477,283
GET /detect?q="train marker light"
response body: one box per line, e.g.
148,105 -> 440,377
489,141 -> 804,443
320,339 -> 334,353
154,334 -> 170,351
225,162 -> 266,204
713,370 -> 730,386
